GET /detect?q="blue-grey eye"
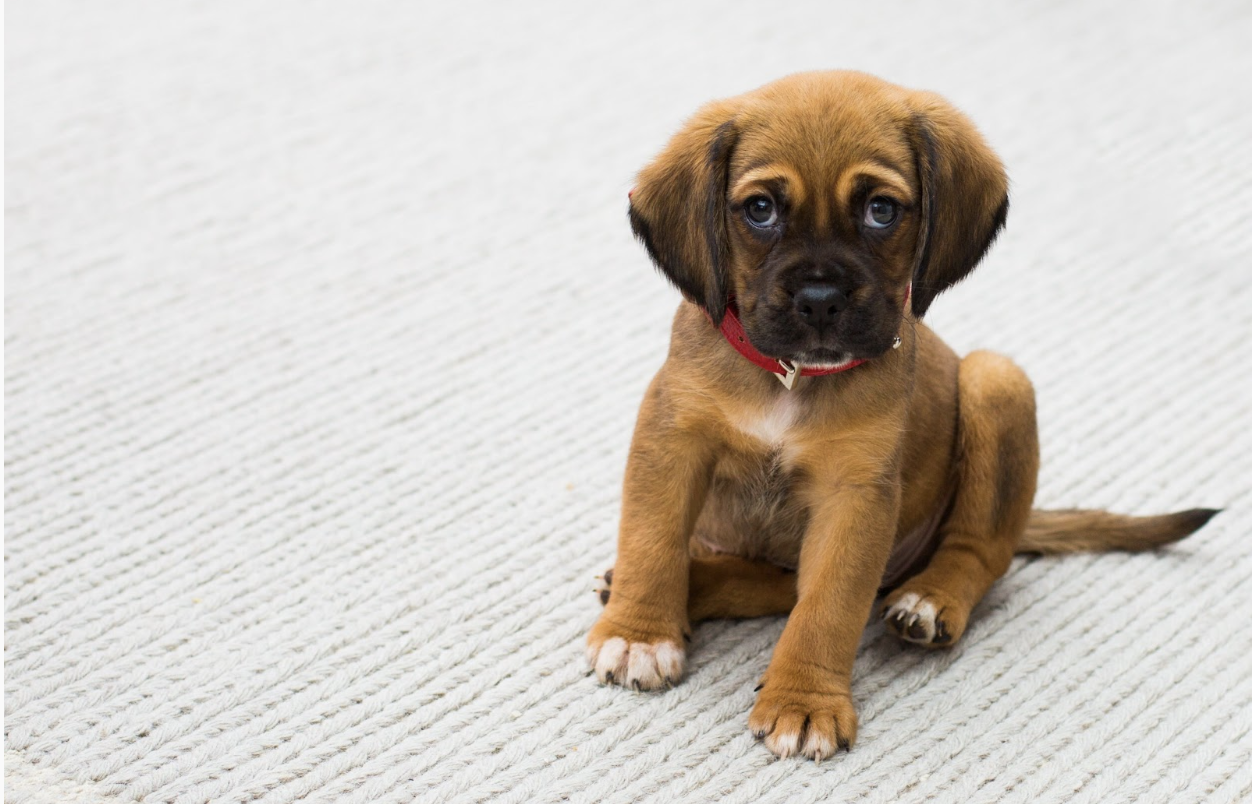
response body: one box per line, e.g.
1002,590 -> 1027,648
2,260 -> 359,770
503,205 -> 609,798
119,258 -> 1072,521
865,197 -> 898,228
745,196 -> 778,227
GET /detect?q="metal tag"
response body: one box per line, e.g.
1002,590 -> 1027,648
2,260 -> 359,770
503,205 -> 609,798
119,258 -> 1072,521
776,360 -> 799,390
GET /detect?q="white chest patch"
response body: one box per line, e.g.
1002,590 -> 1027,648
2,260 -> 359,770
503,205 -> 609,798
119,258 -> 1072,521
733,394 -> 801,447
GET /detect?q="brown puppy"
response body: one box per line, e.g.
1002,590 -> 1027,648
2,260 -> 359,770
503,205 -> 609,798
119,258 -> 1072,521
587,71 -> 1217,761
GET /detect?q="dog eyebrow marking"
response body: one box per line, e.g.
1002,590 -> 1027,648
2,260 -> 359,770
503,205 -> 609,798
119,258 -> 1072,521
732,165 -> 807,207
836,163 -> 915,210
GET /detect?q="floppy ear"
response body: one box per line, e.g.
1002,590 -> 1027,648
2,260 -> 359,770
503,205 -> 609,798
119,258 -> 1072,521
628,100 -> 740,325
907,92 -> 1009,318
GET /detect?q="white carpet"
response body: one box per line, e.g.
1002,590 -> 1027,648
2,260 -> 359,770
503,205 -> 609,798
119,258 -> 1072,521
6,2 -> 1252,802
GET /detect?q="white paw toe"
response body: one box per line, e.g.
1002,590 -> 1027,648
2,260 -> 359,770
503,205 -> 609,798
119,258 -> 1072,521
801,729 -> 835,761
766,728 -> 801,759
590,636 -> 629,683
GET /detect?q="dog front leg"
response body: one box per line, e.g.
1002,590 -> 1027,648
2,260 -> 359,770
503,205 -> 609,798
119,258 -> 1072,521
749,471 -> 899,759
586,383 -> 713,691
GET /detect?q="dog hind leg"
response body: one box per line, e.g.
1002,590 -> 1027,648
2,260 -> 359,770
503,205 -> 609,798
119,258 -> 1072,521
882,350 -> 1039,647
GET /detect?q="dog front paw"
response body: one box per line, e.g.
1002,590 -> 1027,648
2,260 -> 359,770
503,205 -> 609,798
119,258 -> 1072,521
748,677 -> 857,761
586,616 -> 686,691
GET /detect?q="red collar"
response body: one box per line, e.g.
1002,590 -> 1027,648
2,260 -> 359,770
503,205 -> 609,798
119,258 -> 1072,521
713,284 -> 909,390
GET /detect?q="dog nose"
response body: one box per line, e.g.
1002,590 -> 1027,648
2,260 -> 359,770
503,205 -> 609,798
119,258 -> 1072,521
793,284 -> 848,326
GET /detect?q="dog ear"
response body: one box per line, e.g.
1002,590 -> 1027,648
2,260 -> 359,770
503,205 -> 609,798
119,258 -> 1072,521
629,101 -> 740,325
906,93 -> 1009,318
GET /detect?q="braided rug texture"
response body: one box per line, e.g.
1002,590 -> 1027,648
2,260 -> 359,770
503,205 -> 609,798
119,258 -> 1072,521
6,2 -> 1251,802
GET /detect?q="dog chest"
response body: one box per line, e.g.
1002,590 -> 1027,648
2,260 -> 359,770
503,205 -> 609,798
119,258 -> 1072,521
730,394 -> 801,451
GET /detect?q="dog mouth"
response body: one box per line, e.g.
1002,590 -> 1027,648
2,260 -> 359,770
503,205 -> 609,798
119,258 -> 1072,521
741,325 -> 858,366
739,296 -> 900,367
742,306 -> 901,367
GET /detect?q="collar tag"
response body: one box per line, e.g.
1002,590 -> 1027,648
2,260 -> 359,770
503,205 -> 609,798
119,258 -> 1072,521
776,360 -> 799,390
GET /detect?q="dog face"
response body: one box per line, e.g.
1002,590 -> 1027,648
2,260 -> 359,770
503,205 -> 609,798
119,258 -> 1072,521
629,71 -> 1009,365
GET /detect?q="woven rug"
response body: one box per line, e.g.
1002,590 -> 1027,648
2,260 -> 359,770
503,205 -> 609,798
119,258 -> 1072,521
6,2 -> 1251,802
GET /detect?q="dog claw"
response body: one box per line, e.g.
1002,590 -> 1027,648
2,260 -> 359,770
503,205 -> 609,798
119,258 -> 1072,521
604,671 -> 614,684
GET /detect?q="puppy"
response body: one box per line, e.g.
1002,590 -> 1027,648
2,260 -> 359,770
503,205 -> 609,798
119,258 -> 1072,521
587,71 -> 1218,761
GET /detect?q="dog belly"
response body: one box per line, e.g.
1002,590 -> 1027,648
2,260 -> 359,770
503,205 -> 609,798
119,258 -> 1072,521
693,450 -> 808,569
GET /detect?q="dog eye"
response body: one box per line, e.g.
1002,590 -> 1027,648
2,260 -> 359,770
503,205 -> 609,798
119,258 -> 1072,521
744,196 -> 779,228
864,197 -> 899,229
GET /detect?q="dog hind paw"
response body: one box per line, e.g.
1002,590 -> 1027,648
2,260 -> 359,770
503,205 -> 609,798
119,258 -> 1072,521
594,567 -> 613,605
881,590 -> 959,647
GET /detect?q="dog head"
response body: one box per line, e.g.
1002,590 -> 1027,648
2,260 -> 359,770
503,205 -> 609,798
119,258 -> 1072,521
628,71 -> 1008,366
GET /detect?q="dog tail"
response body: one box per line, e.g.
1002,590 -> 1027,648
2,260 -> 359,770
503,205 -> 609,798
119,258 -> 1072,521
1016,508 -> 1220,555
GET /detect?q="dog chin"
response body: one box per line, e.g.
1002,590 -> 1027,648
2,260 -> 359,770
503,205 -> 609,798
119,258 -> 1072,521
791,348 -> 854,368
